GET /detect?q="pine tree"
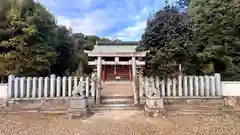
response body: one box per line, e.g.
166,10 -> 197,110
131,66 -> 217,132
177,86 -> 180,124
190,0 -> 240,80
139,5 -> 192,78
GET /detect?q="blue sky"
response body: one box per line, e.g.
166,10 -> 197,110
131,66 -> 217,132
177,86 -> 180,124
35,0 -> 176,41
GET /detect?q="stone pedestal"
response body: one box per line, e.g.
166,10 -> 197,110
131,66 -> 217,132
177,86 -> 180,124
67,97 -> 89,119
224,97 -> 240,107
0,99 -> 6,112
144,97 -> 166,118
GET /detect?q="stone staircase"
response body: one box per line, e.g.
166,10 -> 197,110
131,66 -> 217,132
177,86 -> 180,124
91,95 -> 142,112
91,82 -> 142,112
101,96 -> 134,104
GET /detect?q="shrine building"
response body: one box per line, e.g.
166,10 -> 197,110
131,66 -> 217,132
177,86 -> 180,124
84,41 -> 147,82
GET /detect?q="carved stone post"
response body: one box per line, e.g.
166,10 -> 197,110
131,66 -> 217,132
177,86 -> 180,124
97,56 -> 102,81
68,77 -> 89,119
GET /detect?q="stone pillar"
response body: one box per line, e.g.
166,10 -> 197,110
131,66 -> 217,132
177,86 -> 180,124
32,77 -> 37,98
131,56 -> 136,81
97,56 -> 102,81
177,75 -> 182,96
214,73 -> 221,96
44,77 -> 49,98
56,77 -> 61,97
38,77 -> 43,98
189,76 -> 193,96
62,77 -> 67,97
96,56 -> 102,104
14,77 -> 19,98
68,76 -> 72,97
26,77 -> 32,98
20,77 -> 26,98
8,75 -> 15,98
50,74 -> 56,97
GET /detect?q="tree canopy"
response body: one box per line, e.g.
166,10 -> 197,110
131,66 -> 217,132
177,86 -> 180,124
189,0 -> 240,80
139,0 -> 240,80
138,5 -> 193,78
0,0 -> 113,82
1,0 -> 240,82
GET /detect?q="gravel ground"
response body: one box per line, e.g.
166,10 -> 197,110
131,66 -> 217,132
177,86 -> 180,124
0,111 -> 240,135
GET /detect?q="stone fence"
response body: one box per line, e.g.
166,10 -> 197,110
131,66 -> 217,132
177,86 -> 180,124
1,73 -> 240,118
0,74 -> 100,118
137,73 -> 240,117
138,73 -> 222,98
7,74 -> 97,100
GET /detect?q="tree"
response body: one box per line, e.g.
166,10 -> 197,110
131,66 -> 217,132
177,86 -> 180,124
84,35 -> 100,50
50,25 -> 74,76
138,6 -> 193,78
189,0 -> 240,80
70,33 -> 89,76
0,0 -> 114,81
0,0 -> 57,77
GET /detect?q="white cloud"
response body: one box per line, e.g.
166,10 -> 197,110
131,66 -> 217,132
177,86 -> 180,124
110,6 -> 151,41
35,0 -> 165,40
112,21 -> 147,41
56,9 -> 114,35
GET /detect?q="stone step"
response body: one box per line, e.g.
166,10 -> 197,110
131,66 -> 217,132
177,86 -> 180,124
101,96 -> 134,104
91,104 -> 143,112
101,96 -> 133,99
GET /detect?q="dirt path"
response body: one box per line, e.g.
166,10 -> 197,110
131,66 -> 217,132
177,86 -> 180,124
0,111 -> 240,135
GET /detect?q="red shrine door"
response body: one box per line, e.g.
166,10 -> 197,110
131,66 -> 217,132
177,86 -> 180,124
102,65 -> 132,81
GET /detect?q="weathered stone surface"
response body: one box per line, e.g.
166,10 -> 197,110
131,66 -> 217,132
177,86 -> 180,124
67,98 -> 89,119
144,105 -> 166,118
42,99 -> 69,110
163,98 -> 224,106
224,97 -> 237,106
144,97 -> 166,118
146,98 -> 164,109
69,98 -> 88,109
5,99 -> 70,112
67,107 -> 89,119
237,97 -> 240,106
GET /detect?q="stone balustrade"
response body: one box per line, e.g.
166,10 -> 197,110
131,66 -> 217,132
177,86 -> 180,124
138,73 -> 223,117
7,74 -> 97,99
138,73 -> 222,98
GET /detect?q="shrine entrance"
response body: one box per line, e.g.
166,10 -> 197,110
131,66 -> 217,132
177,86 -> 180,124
102,65 -> 132,82
85,41 -> 147,104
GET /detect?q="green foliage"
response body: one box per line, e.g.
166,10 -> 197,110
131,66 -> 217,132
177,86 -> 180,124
0,0 -> 57,77
50,25 -> 74,76
141,0 -> 240,81
139,6 -> 192,78
190,0 -> 240,80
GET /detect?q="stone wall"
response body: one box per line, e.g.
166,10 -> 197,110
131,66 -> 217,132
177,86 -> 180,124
140,74 -> 240,117
2,97 -> 88,112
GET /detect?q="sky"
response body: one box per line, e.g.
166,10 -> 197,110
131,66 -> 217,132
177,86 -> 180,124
35,0 -> 175,41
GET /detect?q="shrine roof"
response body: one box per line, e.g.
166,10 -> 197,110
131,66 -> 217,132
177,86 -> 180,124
87,41 -> 140,53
